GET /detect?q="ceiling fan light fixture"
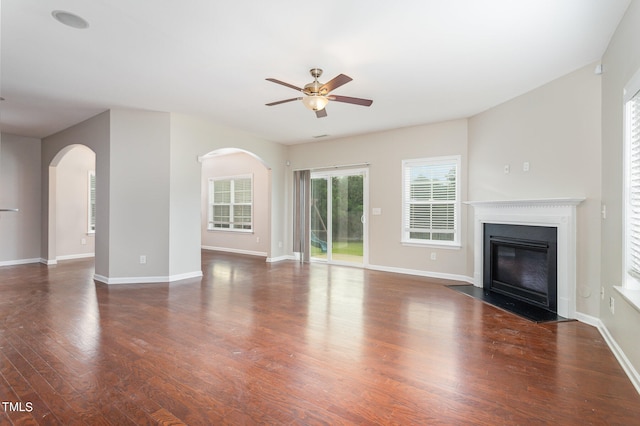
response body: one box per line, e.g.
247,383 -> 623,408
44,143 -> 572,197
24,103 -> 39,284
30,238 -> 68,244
266,69 -> 371,118
302,95 -> 328,111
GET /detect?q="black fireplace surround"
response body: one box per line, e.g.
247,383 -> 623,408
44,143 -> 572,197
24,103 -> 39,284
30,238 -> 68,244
483,223 -> 558,313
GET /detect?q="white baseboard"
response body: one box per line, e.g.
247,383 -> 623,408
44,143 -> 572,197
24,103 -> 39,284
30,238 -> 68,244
94,270 -> 203,285
57,253 -> 95,261
0,258 -> 41,267
593,318 -> 640,395
574,311 -> 599,327
367,263 -> 474,284
266,254 -> 296,263
201,245 -> 267,258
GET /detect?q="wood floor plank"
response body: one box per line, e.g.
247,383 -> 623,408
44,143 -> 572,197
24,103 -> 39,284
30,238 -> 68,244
1,252 -> 640,424
0,347 -> 51,425
2,331 -> 82,425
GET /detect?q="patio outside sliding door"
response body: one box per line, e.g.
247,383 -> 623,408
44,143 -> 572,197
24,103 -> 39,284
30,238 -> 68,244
310,169 -> 367,265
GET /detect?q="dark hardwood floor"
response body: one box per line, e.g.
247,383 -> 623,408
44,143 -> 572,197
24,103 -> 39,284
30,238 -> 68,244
1,251 -> 639,425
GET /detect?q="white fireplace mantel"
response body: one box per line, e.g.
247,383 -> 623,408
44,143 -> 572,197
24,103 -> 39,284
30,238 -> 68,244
465,198 -> 585,319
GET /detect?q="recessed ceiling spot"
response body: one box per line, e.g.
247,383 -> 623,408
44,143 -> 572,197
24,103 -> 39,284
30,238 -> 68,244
52,10 -> 89,29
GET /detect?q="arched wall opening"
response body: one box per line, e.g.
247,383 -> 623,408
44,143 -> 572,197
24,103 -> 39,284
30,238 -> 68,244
199,148 -> 272,258
47,144 -> 97,264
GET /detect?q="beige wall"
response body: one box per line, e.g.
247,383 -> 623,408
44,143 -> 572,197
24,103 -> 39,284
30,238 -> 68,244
201,152 -> 270,255
468,62 -> 603,316
287,119 -> 469,280
108,109 -> 172,279
0,134 -> 41,264
55,145 -> 96,259
601,0 -> 640,378
169,113 -> 287,261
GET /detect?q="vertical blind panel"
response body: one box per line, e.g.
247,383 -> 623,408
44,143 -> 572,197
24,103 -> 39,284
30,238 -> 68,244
628,94 -> 640,278
293,170 -> 311,261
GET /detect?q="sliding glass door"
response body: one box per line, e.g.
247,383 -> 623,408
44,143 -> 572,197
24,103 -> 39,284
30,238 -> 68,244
310,169 -> 367,265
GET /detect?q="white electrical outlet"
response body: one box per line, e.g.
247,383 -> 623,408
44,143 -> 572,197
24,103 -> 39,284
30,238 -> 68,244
523,161 -> 530,172
140,255 -> 147,264
430,252 -> 437,261
256,236 -> 260,243
601,286 -> 605,300
609,296 -> 615,314
504,164 -> 510,174
81,238 -> 87,245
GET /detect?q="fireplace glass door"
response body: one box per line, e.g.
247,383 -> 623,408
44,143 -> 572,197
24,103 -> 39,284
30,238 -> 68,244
491,239 -> 550,307
484,223 -> 558,312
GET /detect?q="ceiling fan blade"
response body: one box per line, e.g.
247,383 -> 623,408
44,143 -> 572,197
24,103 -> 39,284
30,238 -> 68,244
329,95 -> 373,107
316,109 -> 328,118
319,74 -> 352,94
266,97 -> 302,106
266,78 -> 303,92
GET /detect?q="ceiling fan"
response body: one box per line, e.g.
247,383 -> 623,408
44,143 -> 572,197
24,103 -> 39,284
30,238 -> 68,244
265,68 -> 373,118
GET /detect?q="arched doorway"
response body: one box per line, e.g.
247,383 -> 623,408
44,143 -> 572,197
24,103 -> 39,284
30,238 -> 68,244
47,144 -> 97,265
199,148 -> 272,258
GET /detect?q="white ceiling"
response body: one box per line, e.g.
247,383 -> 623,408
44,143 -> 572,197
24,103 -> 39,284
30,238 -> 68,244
0,0 -> 631,144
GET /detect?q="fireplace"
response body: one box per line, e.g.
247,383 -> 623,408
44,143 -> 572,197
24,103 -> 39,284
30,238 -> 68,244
483,223 -> 557,312
466,198 -> 584,319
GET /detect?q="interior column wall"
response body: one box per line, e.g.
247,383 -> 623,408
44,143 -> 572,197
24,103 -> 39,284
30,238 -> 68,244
42,111 -> 111,277
106,109 -> 172,281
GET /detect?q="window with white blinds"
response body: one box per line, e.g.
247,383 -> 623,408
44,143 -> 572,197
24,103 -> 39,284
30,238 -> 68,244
88,170 -> 96,233
208,175 -> 253,231
625,87 -> 640,289
402,156 -> 460,246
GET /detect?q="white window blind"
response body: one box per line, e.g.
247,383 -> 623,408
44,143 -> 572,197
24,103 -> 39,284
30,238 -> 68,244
626,90 -> 640,285
402,156 -> 460,245
208,176 -> 253,231
88,170 -> 96,233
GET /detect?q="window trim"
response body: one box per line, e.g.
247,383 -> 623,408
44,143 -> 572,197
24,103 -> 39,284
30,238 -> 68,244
401,155 -> 461,247
618,66 -> 640,313
623,67 -> 640,291
207,174 -> 253,232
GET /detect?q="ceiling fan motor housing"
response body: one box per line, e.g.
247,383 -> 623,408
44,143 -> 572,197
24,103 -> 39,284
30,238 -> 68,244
304,68 -> 328,96
304,81 -> 325,96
